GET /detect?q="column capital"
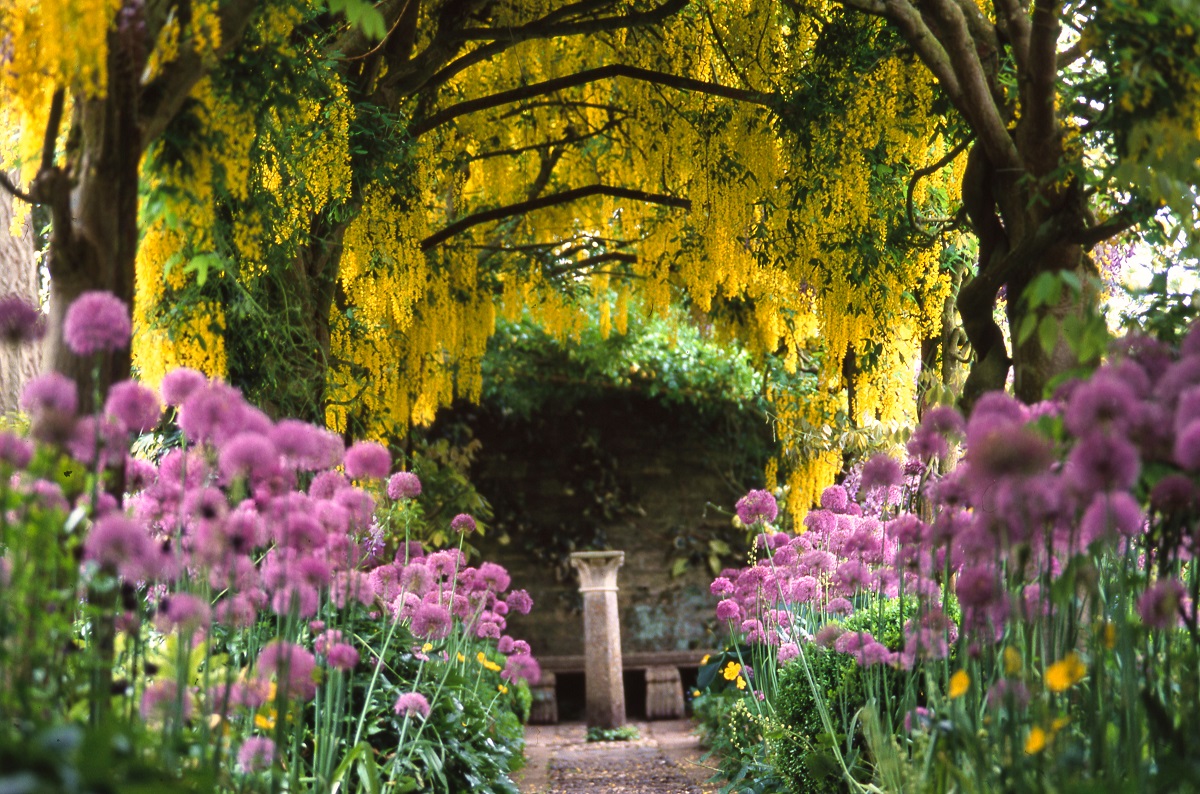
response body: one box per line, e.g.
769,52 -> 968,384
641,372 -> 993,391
569,550 -> 625,593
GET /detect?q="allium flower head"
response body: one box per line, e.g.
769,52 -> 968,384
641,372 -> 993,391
141,679 -> 191,722
1066,432 -> 1141,494
343,441 -> 391,480
716,599 -> 741,621
736,489 -> 778,525
820,485 -> 849,513
219,433 -> 279,484
63,291 -> 131,355
478,561 -> 511,592
156,592 -> 212,635
1175,420 -> 1200,471
159,367 -> 206,406
309,470 -> 349,499
237,736 -> 276,773
0,295 -> 45,344
20,372 -> 78,415
105,380 -> 162,434
0,432 -> 33,469
450,513 -> 477,534
1064,373 -> 1140,438
1138,578 -> 1187,629
387,471 -> 422,500
502,653 -> 541,684
256,640 -> 317,701
860,454 -> 903,492
1080,491 -> 1144,546
325,642 -> 360,671
505,589 -> 533,615
410,602 -> 453,640
393,692 -> 431,719
84,513 -> 153,579
178,383 -> 244,444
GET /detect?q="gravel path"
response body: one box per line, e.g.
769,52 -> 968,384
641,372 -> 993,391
517,720 -> 718,794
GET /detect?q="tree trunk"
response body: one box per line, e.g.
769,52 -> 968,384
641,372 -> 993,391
0,175 -> 40,415
39,36 -> 141,413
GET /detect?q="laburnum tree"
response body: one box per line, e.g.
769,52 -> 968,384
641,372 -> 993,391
3,0 -> 1198,511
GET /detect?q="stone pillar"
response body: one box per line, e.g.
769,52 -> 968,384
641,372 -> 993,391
569,550 -> 626,729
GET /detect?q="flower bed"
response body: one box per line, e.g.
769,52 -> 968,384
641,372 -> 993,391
0,292 -> 539,792
697,326 -> 1200,792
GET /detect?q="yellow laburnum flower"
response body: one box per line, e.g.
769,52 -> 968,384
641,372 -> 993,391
949,669 -> 970,699
1003,647 -> 1022,675
1025,726 -> 1047,754
1045,653 -> 1086,692
735,676 -> 747,690
723,662 -> 742,681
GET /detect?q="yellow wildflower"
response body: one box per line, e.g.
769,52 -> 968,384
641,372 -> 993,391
700,654 -> 711,665
1045,653 -> 1086,692
948,669 -> 970,699
723,662 -> 742,681
498,684 -> 509,695
1051,716 -> 1070,733
1003,647 -> 1022,675
456,652 -> 466,663
735,676 -> 747,690
477,651 -> 502,672
1100,622 -> 1116,650
422,643 -> 433,653
255,711 -> 276,730
1024,726 -> 1047,754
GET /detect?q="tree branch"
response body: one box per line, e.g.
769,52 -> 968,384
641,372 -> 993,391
421,184 -> 690,250
1021,0 -> 1062,163
41,88 -> 65,172
993,0 -> 1032,73
918,0 -> 1022,170
139,0 -> 260,142
411,64 -> 772,137
1072,209 -> 1146,249
470,119 -> 623,162
907,136 -> 973,235
0,172 -> 34,204
546,251 -> 638,277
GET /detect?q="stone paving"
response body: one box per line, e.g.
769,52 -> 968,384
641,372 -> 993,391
516,720 -> 719,794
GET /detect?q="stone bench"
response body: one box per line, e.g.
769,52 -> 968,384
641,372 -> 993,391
529,650 -> 715,724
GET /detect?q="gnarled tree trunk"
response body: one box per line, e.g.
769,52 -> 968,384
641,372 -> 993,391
1,174 -> 40,415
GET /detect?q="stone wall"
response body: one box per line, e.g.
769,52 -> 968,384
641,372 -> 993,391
451,392 -> 772,659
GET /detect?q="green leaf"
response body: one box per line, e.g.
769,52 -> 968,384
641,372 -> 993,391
670,557 -> 689,578
1017,313 -> 1039,346
709,539 -> 731,555
1038,315 -> 1060,355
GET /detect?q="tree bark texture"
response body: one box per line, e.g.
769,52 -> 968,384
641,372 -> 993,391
0,175 -> 40,416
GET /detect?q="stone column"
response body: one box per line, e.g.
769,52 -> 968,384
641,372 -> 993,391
569,550 -> 626,729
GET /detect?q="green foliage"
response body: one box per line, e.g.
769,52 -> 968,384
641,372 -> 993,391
585,725 -> 640,742
767,600 -> 914,794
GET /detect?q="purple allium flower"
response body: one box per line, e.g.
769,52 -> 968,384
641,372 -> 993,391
803,509 -> 836,535
398,563 -> 434,597
1080,491 -> 1144,546
502,653 -> 541,684
1151,474 -> 1195,513
986,679 -> 1031,710
387,471 -> 422,500
923,405 -> 966,437
826,597 -> 854,615
63,291 -> 131,355
497,636 -> 516,654
907,427 -> 950,462
178,383 -> 244,444
393,692 -> 431,719
956,564 -> 1002,611
860,454 -> 903,492
736,489 -> 779,525
777,642 -> 800,664
450,513 -> 477,534
903,707 -> 932,733
325,642 -> 360,671
834,630 -> 876,655
0,432 -> 33,469
141,679 -> 191,721
20,372 -> 78,415
334,487 -> 375,530
820,485 -> 850,513
478,561 -> 511,592
814,623 -> 844,648
105,380 -> 162,434
1064,373 -> 1140,438
966,425 -> 1054,482
268,420 -> 327,470
215,594 -> 258,628
256,640 -> 317,701
1138,578 -> 1187,629
343,441 -> 391,480
271,583 -> 320,619
716,599 -> 741,621
967,392 -> 1027,442
84,513 -> 153,579
156,592 -> 211,635
1175,420 -> 1200,470
505,589 -> 533,615
309,470 -> 349,499
855,641 -> 894,667
410,603 -> 453,640
0,295 -> 44,344
219,433 -> 279,484
237,736 -> 276,773
160,367 -> 206,406
1065,432 -> 1141,494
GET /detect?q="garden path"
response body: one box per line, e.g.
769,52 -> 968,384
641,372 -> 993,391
516,719 -> 717,793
